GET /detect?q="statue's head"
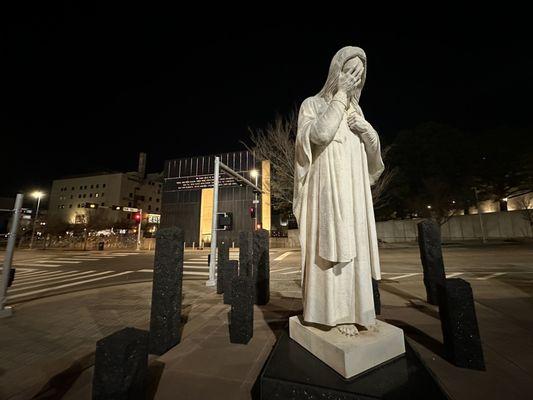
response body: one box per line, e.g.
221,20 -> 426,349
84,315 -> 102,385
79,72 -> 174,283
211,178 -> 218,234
318,46 -> 367,104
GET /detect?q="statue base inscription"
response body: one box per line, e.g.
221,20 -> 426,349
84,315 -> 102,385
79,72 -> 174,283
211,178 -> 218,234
289,316 -> 405,379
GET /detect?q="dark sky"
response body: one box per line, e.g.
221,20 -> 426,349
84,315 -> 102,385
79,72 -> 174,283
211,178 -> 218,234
3,6 -> 532,198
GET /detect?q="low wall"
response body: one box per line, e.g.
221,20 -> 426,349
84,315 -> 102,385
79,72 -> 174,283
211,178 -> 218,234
376,210 -> 533,243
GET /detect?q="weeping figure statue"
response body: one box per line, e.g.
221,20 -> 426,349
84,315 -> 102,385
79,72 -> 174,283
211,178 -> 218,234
293,46 -> 385,336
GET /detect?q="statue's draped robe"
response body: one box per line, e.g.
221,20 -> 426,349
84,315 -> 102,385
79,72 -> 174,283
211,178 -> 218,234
293,47 -> 385,327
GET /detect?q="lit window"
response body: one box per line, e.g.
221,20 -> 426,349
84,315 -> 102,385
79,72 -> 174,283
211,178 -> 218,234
95,193 -> 99,198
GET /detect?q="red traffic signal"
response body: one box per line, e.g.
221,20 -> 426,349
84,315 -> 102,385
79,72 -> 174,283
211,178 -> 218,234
133,212 -> 141,222
249,207 -> 256,219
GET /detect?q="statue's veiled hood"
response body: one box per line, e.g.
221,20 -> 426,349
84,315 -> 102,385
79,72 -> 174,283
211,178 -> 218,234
317,46 -> 367,103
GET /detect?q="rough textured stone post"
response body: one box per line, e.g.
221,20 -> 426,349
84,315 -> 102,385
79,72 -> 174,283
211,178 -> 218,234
239,230 -> 253,277
217,241 -> 229,294
372,278 -> 381,315
223,260 -> 238,305
229,275 -> 254,344
149,227 -> 184,355
437,278 -> 485,370
253,229 -> 270,305
92,327 -> 149,400
417,220 -> 447,305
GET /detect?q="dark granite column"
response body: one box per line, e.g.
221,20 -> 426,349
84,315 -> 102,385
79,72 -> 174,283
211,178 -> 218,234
372,278 -> 381,315
223,260 -> 238,305
417,220 -> 447,305
253,229 -> 270,305
229,275 -> 254,344
92,327 -> 149,400
217,241 -> 229,294
239,230 -> 253,277
437,278 -> 485,370
149,227 -> 184,355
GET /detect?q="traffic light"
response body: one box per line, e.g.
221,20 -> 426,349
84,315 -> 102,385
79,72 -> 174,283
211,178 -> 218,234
133,212 -> 141,223
249,207 -> 256,219
84,203 -> 98,209
217,212 -> 233,231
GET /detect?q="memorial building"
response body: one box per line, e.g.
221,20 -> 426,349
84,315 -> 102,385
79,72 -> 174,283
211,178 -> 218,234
161,150 -> 271,245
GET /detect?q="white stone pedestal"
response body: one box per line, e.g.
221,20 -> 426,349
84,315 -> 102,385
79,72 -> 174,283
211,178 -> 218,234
289,316 -> 405,379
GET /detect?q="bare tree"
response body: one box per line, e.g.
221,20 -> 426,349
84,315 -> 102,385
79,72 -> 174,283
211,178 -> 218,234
515,195 -> 533,237
246,109 -> 297,215
247,108 -> 395,216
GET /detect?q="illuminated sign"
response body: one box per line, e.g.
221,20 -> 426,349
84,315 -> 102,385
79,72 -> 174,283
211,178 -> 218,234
173,174 -> 240,191
147,214 -> 161,224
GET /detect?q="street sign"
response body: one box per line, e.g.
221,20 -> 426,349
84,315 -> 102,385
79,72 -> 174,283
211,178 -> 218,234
122,207 -> 139,212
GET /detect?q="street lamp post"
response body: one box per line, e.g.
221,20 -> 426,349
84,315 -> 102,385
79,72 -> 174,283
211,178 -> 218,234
29,191 -> 44,249
251,169 -> 259,230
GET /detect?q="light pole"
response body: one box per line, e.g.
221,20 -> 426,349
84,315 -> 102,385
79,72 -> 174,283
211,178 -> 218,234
473,187 -> 487,244
136,208 -> 143,251
29,191 -> 44,249
251,169 -> 259,230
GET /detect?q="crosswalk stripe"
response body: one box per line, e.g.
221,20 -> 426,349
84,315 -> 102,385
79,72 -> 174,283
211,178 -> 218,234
7,271 -> 135,300
477,272 -> 506,280
12,270 -> 97,288
38,260 -> 81,264
137,269 -> 153,273
183,271 -> 209,276
446,272 -> 463,278
274,252 -> 293,261
273,267 -> 298,273
57,257 -> 101,261
184,265 -> 209,270
13,263 -> 62,267
9,271 -> 108,292
281,270 -> 300,275
392,273 -> 420,280
14,270 -> 75,281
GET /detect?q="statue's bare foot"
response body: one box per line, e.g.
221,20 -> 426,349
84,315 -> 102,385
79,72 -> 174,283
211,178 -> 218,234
337,324 -> 359,337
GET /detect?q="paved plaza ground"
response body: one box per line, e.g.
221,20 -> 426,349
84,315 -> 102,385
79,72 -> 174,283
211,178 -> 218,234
0,241 -> 532,399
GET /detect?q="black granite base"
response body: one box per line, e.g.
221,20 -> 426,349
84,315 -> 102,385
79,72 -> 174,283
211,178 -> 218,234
217,241 -> 230,294
259,332 -> 449,400
93,327 -> 149,400
437,278 -> 485,370
229,275 -> 254,344
223,260 -> 238,305
372,278 -> 381,315
417,220 -> 447,305
149,227 -> 184,355
253,229 -> 270,305
239,231 -> 253,277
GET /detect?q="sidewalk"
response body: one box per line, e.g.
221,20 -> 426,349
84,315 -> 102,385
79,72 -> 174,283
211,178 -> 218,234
1,268 -> 533,399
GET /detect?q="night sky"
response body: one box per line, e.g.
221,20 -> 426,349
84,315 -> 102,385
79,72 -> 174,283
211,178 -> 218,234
3,6 -> 532,199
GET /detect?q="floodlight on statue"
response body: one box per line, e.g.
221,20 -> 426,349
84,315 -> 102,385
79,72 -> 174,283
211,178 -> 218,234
250,169 -> 259,178
31,191 -> 44,199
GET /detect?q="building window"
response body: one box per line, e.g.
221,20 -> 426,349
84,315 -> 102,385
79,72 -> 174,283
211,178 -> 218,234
96,184 -> 99,188
70,195 -> 74,199
69,204 -> 72,208
156,207 -> 159,211
84,185 -> 87,189
148,205 -> 152,210
89,193 -> 93,198
103,184 -> 106,188
72,187 -> 75,191
156,198 -> 160,203
90,184 -> 94,189
79,186 -> 82,190
129,193 -> 133,198
101,192 -> 105,197
149,197 -> 152,201
101,202 -> 105,206
128,202 -> 132,207
83,194 -> 87,198
78,194 -> 81,198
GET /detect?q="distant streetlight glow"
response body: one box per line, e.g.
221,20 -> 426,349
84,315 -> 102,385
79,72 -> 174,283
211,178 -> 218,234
29,190 -> 45,249
250,169 -> 259,178
427,205 -> 432,209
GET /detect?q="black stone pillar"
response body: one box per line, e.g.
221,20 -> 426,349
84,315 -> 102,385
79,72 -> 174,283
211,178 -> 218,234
223,260 -> 238,305
149,227 -> 184,355
417,220 -> 446,305
372,278 -> 381,315
93,327 -> 149,400
217,241 -> 229,294
253,229 -> 270,305
239,230 -> 253,277
229,275 -> 254,344
437,278 -> 485,370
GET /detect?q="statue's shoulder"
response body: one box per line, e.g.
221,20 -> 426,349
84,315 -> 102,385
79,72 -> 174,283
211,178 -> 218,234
300,95 -> 327,112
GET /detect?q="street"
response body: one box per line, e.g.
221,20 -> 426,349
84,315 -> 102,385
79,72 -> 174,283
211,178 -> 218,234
2,241 -> 532,305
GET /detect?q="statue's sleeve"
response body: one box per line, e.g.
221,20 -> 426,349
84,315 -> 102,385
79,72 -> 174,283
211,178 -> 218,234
305,92 -> 347,147
357,116 -> 385,185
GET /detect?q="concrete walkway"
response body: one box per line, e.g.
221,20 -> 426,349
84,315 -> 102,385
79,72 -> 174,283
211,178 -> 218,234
1,251 -> 533,399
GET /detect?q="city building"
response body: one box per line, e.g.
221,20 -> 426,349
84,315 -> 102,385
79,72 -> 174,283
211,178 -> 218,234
47,153 -> 162,227
161,150 -> 271,245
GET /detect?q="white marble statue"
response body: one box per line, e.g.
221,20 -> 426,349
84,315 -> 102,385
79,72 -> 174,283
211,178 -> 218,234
293,46 -> 385,337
